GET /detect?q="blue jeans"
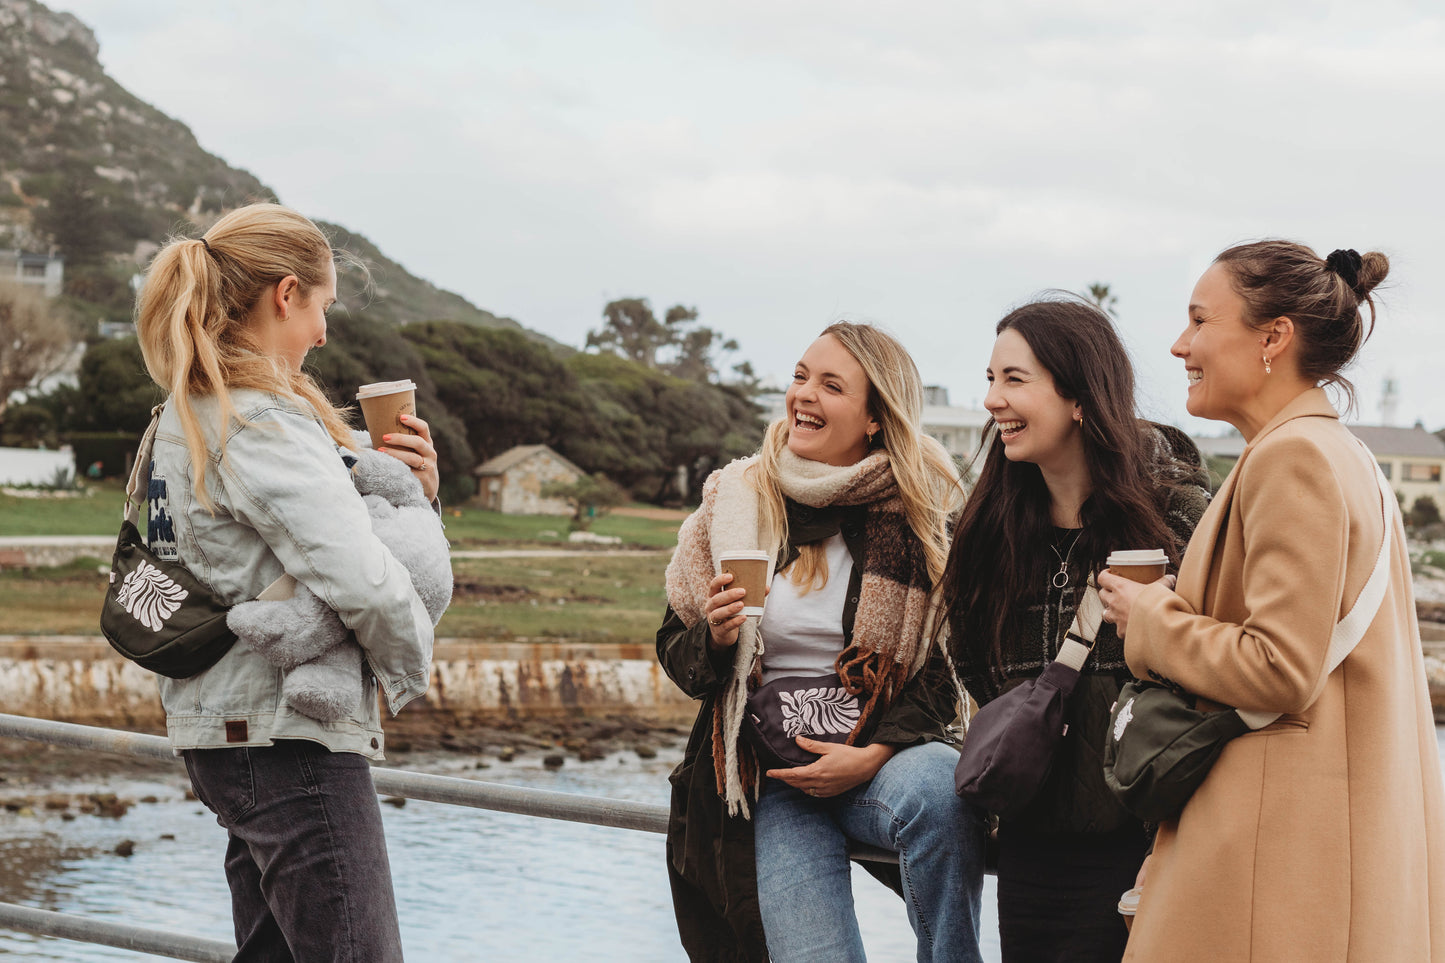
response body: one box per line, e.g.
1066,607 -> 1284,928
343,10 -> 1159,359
753,741 -> 986,963
183,740 -> 404,963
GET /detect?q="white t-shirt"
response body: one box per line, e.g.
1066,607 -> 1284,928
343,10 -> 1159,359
758,533 -> 853,684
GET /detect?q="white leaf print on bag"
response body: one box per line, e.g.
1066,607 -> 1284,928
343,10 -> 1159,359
780,686 -> 860,738
116,560 -> 189,632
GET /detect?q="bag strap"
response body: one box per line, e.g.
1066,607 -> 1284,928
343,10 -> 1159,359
123,403 -> 166,527
1056,577 -> 1104,671
1236,437 -> 1395,730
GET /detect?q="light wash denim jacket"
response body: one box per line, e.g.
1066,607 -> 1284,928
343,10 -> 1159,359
147,389 -> 433,758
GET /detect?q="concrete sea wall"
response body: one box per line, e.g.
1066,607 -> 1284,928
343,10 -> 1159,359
0,638 -> 697,729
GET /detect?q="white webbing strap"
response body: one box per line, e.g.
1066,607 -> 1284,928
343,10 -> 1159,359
122,404 -> 166,527
1056,577 -> 1105,672
1236,439 -> 1395,730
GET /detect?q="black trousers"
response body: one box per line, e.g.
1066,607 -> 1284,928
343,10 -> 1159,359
995,824 -> 1148,963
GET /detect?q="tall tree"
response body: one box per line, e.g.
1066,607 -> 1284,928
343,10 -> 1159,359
0,281 -> 73,422
402,321 -> 584,465
586,297 -> 741,384
586,298 -> 672,368
75,337 -> 162,433
1085,283 -> 1119,317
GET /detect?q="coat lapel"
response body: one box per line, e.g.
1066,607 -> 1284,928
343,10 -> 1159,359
1175,388 -> 1341,606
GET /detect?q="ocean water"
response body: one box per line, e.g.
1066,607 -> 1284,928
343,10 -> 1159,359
2,731 -> 1443,962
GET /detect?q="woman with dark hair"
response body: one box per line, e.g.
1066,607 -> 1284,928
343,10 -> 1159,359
940,296 -> 1210,962
1100,243 -> 1445,961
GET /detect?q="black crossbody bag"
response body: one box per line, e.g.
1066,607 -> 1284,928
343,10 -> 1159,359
99,405 -> 238,678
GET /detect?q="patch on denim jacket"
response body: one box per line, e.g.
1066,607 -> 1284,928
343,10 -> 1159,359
146,464 -> 178,561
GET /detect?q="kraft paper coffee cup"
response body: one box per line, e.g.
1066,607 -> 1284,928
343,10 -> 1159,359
1106,549 -> 1169,584
356,380 -> 418,450
718,550 -> 773,617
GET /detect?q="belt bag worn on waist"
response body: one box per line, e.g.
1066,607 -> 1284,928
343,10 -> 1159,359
99,404 -> 238,679
743,672 -> 864,771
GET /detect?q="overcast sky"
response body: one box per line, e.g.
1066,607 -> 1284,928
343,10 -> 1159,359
48,0 -> 1445,434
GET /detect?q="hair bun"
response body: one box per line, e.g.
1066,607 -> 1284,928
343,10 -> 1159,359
1324,248 -> 1362,289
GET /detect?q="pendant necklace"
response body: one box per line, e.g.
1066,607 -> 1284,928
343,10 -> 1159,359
1049,530 -> 1082,589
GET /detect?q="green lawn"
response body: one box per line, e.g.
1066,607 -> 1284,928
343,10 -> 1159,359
440,554 -> 669,641
0,481 -> 128,536
0,558 -> 110,634
442,507 -> 682,548
0,554 -> 670,641
0,481 -> 682,548
0,488 -> 680,641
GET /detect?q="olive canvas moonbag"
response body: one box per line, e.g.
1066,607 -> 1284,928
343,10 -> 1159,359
1102,439 -> 1394,822
100,405 -> 238,679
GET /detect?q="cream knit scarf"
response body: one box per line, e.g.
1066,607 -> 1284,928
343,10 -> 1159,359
665,448 -> 935,818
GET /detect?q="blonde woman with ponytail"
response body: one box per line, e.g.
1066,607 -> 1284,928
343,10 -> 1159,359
658,322 -> 986,963
135,203 -> 440,962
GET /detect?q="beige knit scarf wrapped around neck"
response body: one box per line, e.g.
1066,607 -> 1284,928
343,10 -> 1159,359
665,448 -> 935,818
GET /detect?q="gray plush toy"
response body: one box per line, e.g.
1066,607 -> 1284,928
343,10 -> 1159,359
227,445 -> 453,722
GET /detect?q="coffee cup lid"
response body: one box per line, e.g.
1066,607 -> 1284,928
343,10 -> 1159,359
356,379 -> 418,400
718,550 -> 771,561
1118,888 -> 1142,915
1106,549 -> 1168,566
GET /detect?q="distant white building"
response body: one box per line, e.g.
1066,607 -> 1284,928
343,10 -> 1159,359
1194,423 -> 1445,508
1,250 -> 64,298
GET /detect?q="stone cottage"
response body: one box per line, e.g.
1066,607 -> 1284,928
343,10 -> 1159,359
472,444 -> 583,515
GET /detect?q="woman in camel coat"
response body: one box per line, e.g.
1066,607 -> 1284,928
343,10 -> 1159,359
1101,241 -> 1445,962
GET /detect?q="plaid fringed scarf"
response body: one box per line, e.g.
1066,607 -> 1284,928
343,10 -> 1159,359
665,448 -> 936,818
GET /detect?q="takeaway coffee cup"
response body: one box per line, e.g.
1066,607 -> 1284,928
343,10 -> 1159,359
356,380 -> 419,450
1106,549 -> 1169,584
1118,886 -> 1141,931
718,550 -> 773,617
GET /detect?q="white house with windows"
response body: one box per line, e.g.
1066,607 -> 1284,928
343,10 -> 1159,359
1,250 -> 64,298
1349,424 -> 1445,510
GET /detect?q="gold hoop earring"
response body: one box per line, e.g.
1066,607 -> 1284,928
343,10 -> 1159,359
1263,353 -> 1272,375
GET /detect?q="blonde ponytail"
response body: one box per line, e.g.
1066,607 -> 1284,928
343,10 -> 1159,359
135,203 -> 358,509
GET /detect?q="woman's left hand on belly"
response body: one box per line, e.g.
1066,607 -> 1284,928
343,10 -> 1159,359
767,739 -> 896,798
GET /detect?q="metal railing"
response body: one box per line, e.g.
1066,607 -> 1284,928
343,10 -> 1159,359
0,713 -> 896,961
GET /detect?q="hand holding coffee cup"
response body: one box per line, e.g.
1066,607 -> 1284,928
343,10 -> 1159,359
357,380 -> 440,500
357,380 -> 419,450
1098,549 -> 1174,638
705,551 -> 773,649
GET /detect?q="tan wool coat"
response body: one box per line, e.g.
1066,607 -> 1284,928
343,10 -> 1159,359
1124,388 -> 1445,962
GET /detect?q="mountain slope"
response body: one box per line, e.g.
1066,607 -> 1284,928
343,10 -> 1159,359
0,0 -> 551,344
